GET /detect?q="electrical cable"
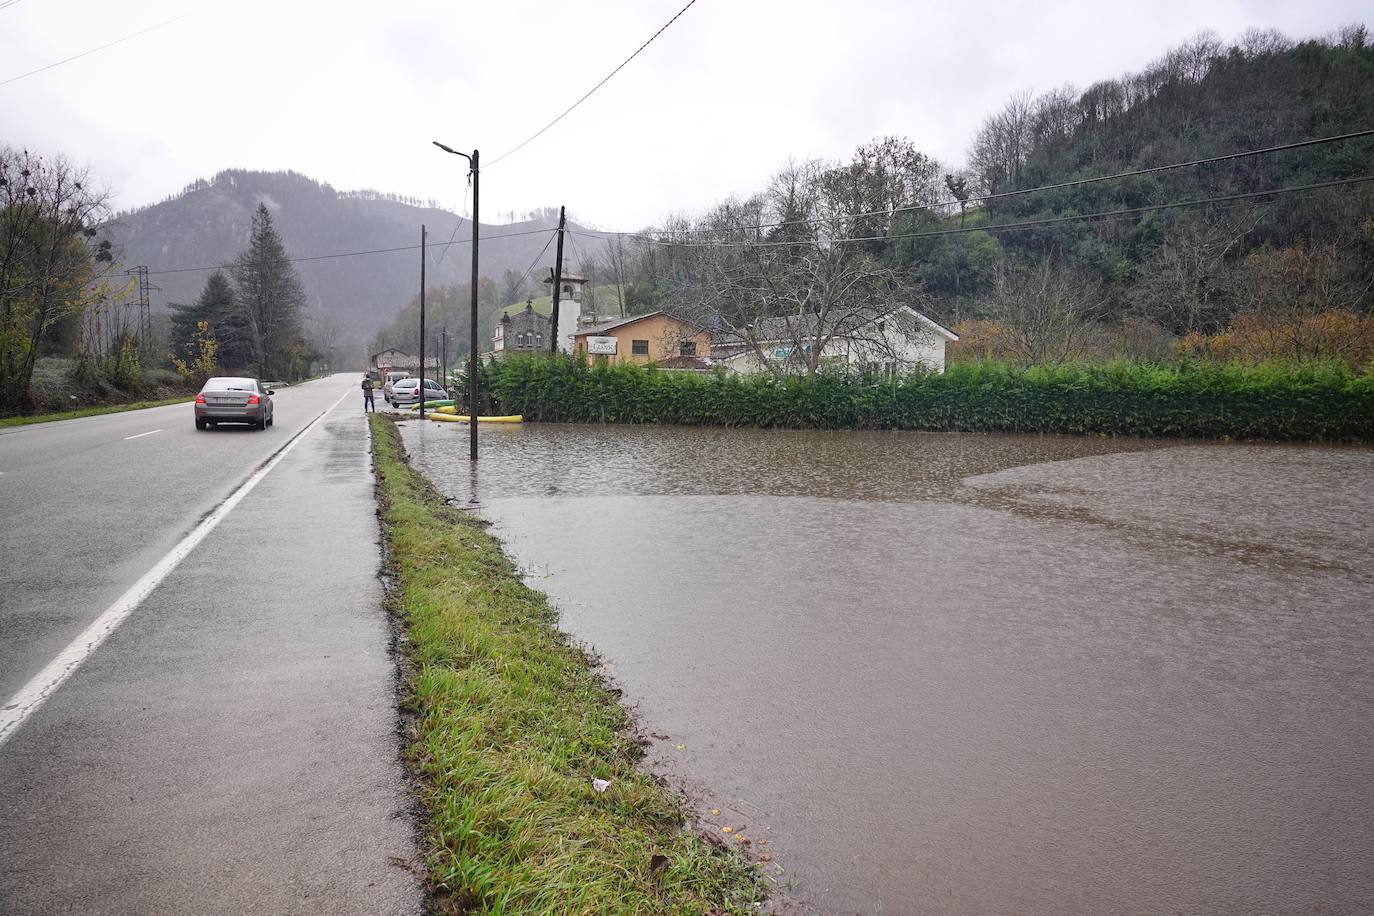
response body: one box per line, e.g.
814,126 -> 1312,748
432,178 -> 471,266
143,226 -> 557,276
570,174 -> 1374,249
515,229 -> 558,290
605,128 -> 1374,238
0,12 -> 193,87
485,0 -> 699,168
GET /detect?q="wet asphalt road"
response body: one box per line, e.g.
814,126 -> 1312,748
0,376 -> 421,915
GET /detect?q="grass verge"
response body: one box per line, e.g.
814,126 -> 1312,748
0,395 -> 195,429
369,414 -> 761,914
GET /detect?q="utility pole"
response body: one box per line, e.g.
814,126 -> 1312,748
548,205 -> 566,355
419,224 -> 427,421
433,141 -> 480,461
440,325 -> 449,393
126,266 -> 151,358
467,150 -> 479,461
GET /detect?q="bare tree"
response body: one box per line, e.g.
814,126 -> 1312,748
661,156 -> 931,377
986,258 -> 1103,363
1130,207 -> 1264,334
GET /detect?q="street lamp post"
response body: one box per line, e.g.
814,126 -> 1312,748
433,141 -> 479,462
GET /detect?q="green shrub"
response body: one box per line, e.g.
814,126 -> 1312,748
486,355 -> 1374,442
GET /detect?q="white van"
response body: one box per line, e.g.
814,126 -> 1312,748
382,371 -> 410,405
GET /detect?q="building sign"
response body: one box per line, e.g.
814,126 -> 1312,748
586,336 -> 618,355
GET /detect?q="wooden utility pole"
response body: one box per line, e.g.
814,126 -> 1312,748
548,205 -> 566,355
431,140 -> 480,460
467,150 -> 480,461
419,224 -> 427,420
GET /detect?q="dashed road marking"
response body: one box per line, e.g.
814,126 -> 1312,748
123,429 -> 164,441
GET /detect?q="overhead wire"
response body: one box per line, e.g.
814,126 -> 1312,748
512,229 -> 559,296
143,226 -> 556,277
566,175 -> 1374,249
0,12 -> 193,87
432,178 -> 472,266
599,128 -> 1374,238
484,0 -> 699,168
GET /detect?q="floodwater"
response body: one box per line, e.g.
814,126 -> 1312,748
400,421 -> 1374,915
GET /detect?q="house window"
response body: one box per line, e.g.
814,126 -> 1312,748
563,285 -> 573,296
632,339 -> 649,355
536,334 -> 543,347
678,341 -> 697,357
516,333 -> 527,347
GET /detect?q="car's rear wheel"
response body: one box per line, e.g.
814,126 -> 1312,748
257,415 -> 267,430
195,417 -> 207,430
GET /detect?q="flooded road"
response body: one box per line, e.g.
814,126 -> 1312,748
400,422 -> 1374,915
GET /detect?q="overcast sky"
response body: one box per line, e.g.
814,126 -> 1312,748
1,0 -> 1367,231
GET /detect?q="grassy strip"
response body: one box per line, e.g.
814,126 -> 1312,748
369,415 -> 760,914
486,355 -> 1374,442
0,395 -> 195,428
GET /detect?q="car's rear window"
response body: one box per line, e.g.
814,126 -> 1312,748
203,378 -> 256,391
395,379 -> 419,388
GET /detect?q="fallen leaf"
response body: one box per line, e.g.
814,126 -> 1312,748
736,836 -> 751,845
721,826 -> 733,833
759,853 -> 773,862
757,839 -> 768,847
648,853 -> 669,876
675,743 -> 686,750
710,808 -> 721,816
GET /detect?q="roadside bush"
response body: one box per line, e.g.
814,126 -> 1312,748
487,354 -> 1374,442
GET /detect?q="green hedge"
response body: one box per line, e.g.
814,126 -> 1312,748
486,356 -> 1374,442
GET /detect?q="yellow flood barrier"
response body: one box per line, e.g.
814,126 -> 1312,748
427,413 -> 524,423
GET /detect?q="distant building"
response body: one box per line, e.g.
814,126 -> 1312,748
544,271 -> 588,353
711,306 -> 958,376
570,311 -> 711,367
371,348 -> 437,374
493,300 -> 552,356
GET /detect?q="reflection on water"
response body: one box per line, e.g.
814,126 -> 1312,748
402,422 -> 1374,915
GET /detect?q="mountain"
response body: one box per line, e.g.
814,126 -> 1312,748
109,169 -> 586,343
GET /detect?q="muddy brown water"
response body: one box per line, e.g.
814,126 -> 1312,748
400,422 -> 1374,915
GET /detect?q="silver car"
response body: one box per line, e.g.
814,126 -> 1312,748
389,378 -> 447,407
194,376 -> 275,430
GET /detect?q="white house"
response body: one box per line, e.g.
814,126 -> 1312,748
711,305 -> 958,376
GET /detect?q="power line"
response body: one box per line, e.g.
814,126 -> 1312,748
570,175 -> 1374,249
606,128 -> 1374,238
512,229 -> 558,294
0,12 -> 192,87
432,177 -> 472,266
485,0 -> 699,168
143,226 -> 556,277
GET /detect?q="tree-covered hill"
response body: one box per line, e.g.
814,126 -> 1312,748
108,170 -> 588,343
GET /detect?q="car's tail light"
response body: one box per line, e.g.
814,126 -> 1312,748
246,393 -> 260,405
194,393 -> 206,404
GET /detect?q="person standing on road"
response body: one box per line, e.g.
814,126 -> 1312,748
361,376 -> 375,412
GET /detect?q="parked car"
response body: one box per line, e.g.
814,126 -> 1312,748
382,371 -> 411,405
195,377 -> 274,430
388,377 -> 447,407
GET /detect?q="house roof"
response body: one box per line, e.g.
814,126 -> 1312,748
653,355 -> 715,370
741,306 -> 957,343
571,311 -> 666,337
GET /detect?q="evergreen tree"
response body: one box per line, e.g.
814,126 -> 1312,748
168,270 -> 250,366
229,204 -> 305,379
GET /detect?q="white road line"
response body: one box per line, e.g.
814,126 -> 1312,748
0,387 -> 354,749
123,429 -> 164,441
